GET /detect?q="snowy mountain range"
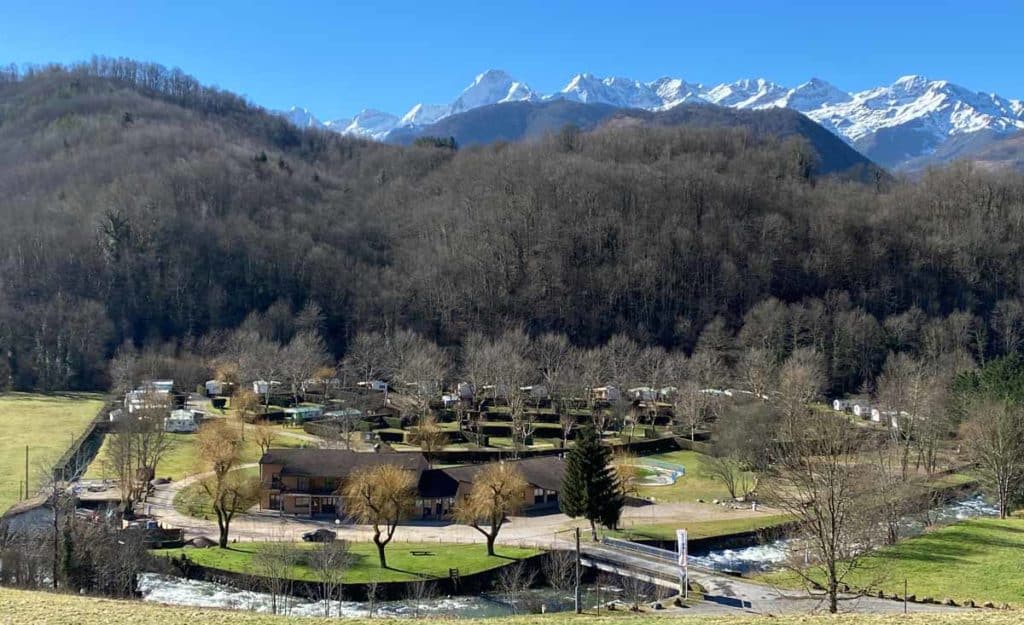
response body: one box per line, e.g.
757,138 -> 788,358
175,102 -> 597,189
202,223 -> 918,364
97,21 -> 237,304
277,70 -> 1024,169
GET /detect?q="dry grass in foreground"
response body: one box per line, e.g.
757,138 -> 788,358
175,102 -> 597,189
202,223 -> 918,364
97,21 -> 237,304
0,586 -> 1022,625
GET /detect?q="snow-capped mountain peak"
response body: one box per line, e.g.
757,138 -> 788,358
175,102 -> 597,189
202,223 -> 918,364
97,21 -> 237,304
279,106 -> 324,130
775,78 -> 851,111
399,103 -> 448,127
648,77 -> 706,108
448,69 -> 534,115
341,109 -> 400,141
556,73 -> 663,109
276,69 -> 1024,170
705,78 -> 789,109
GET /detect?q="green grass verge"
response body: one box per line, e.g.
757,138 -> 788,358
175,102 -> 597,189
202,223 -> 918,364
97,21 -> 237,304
0,392 -> 105,513
762,517 -> 1024,607
612,514 -> 793,542
159,541 -> 539,583
4,586 -> 1024,624
84,419 -> 307,481
633,450 -> 754,503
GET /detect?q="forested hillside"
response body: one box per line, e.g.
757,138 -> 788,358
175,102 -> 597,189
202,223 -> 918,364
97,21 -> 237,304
1,59 -> 1024,395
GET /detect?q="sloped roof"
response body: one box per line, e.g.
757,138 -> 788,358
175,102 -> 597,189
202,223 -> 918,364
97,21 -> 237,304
259,448 -> 428,478
437,456 -> 566,493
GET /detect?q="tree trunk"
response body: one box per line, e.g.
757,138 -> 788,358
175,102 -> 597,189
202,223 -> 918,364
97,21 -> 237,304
216,509 -> 229,548
486,533 -> 496,556
590,518 -> 598,541
376,540 -> 388,568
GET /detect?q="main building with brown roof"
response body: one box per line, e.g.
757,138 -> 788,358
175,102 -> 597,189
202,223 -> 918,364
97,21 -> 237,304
258,449 -> 563,519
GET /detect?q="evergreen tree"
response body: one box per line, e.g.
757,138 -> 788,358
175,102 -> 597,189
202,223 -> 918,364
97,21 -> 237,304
560,425 -> 624,540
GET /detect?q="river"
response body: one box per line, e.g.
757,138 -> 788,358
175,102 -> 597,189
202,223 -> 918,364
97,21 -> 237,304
689,494 -> 999,574
139,574 -> 625,618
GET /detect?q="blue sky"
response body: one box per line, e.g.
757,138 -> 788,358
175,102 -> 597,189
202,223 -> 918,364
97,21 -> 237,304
2,0 -> 1022,119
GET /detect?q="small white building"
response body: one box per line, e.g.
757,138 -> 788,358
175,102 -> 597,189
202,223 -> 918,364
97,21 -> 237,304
851,402 -> 872,419
833,398 -> 853,412
628,387 -> 658,401
252,380 -> 282,395
164,409 -> 198,433
658,386 -> 678,400
870,408 -> 902,428
302,377 -> 341,393
357,380 -> 389,392
142,379 -> 175,393
591,385 -> 621,402
482,383 -> 511,399
124,389 -> 172,414
205,379 -> 237,397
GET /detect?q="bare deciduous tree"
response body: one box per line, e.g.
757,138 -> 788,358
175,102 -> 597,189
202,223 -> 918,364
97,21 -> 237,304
341,464 -> 416,568
310,539 -> 350,616
702,455 -> 757,500
196,420 -> 258,547
495,561 -> 537,614
736,347 -> 778,400
252,420 -> 277,456
961,399 -> 1024,518
252,540 -> 300,615
409,414 -> 447,467
764,409 -> 879,613
452,462 -> 527,555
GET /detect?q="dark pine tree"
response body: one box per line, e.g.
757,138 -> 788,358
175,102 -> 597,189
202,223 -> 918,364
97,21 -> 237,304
560,425 -> 624,540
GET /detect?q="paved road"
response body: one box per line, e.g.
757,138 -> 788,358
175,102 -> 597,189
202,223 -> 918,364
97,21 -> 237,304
582,542 -> 962,616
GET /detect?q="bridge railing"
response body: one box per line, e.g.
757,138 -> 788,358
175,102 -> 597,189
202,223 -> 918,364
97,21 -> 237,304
600,536 -> 678,563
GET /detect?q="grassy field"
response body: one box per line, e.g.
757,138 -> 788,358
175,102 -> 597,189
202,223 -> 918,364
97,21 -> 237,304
633,450 -> 753,503
763,517 -> 1024,607
2,586 -> 1023,625
159,541 -> 539,583
0,392 -> 105,513
613,514 -> 793,542
84,420 -> 307,481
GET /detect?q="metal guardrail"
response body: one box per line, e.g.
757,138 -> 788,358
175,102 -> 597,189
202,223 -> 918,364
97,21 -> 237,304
601,536 -> 678,563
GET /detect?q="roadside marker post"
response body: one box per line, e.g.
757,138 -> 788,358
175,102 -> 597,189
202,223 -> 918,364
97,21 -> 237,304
677,528 -> 688,600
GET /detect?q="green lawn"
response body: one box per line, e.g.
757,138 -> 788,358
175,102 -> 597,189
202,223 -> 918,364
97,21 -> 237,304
633,450 -> 752,503
612,514 -> 794,542
763,517 -> 1024,607
160,541 -> 539,583
0,392 -> 105,513
84,419 -> 307,481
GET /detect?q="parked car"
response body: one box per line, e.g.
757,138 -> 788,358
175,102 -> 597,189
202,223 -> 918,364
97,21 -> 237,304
302,529 -> 337,543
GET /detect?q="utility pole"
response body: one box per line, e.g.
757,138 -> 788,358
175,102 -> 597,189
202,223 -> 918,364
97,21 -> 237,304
904,579 -> 908,614
574,526 -> 582,614
24,445 -> 29,499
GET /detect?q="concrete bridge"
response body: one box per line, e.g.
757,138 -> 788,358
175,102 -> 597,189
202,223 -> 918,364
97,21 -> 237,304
579,538 -> 690,594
